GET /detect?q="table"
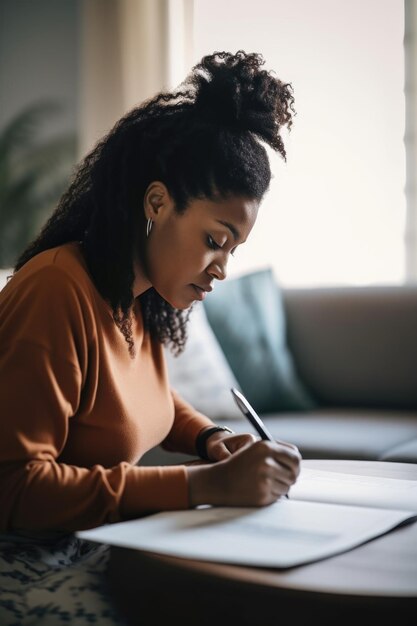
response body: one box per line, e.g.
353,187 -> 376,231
107,460 -> 417,625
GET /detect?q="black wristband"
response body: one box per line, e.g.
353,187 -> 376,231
195,426 -> 234,461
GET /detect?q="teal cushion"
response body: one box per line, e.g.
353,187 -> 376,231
203,267 -> 316,413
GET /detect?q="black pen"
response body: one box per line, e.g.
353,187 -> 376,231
230,387 -> 289,498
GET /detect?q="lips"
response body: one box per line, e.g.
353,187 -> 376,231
191,284 -> 212,301
194,284 -> 213,293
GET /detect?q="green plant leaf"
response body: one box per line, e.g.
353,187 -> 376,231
0,100 -> 77,268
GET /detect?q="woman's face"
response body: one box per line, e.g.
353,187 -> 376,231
141,183 -> 259,309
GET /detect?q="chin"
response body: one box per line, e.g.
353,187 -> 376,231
170,298 -> 194,310
155,289 -> 192,310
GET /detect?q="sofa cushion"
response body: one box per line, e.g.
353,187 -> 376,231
203,267 -> 316,413
282,286 -> 417,409
380,438 -> 417,463
164,302 -> 243,420
215,408 -> 417,462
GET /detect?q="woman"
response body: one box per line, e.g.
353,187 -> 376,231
0,51 -> 301,624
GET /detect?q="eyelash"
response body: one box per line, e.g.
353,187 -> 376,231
207,235 -> 221,251
207,235 -> 236,257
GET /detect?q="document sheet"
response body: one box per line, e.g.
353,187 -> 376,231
78,468 -> 417,568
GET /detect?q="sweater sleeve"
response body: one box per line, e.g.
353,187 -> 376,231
160,389 -> 215,455
0,339 -> 190,532
0,267 -> 189,532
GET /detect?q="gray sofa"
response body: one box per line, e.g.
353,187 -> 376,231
141,281 -> 417,467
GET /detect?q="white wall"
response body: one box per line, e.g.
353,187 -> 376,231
193,0 -> 406,287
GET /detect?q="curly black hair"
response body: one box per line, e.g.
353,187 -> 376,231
14,50 -> 295,357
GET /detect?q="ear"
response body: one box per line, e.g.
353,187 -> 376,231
143,181 -> 174,221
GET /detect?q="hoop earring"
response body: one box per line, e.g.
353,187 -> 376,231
146,218 -> 153,237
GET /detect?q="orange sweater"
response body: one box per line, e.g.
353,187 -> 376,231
0,243 -> 214,532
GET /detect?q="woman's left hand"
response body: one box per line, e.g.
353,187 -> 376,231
205,431 -> 257,462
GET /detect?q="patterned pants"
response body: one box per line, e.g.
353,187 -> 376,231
0,531 -> 129,625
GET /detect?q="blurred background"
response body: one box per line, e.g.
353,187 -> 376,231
0,0 -> 415,288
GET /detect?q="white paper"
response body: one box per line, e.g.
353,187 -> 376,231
78,468 -> 417,569
78,499 -> 414,568
289,467 -> 417,512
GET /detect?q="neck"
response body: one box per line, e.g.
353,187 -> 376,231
132,258 -> 152,298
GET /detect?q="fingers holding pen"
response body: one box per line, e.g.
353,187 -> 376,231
254,440 -> 301,494
205,432 -> 257,462
263,454 -> 296,490
187,437 -> 302,508
232,440 -> 300,506
268,440 -> 302,480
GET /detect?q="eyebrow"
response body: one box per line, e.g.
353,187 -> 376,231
216,220 -> 240,242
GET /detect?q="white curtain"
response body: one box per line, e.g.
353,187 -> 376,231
78,0 -> 194,158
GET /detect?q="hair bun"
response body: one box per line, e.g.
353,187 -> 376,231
188,50 -> 295,156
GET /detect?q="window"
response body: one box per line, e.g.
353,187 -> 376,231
193,0 -> 406,287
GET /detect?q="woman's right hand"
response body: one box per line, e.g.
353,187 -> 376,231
186,439 -> 301,508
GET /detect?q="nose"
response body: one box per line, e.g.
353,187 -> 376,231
208,259 -> 227,281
